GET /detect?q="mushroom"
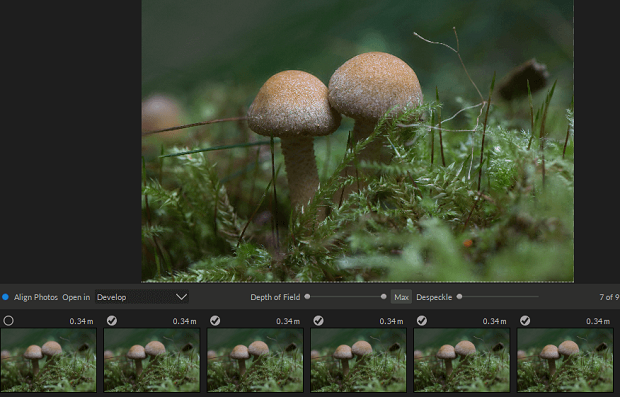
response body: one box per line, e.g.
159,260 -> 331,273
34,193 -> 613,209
557,340 -> 579,365
207,350 -> 218,360
310,350 -> 320,360
248,341 -> 269,364
1,350 -> 10,361
145,341 -> 166,364
517,350 -> 527,360
351,340 -> 373,366
103,350 -> 114,361
328,52 -> 423,197
413,350 -> 423,360
436,345 -> 456,377
333,345 -> 353,377
23,345 -> 43,376
141,94 -> 186,156
41,341 -> 62,365
230,345 -> 250,377
126,345 -> 146,377
247,70 -> 341,219
539,344 -> 560,377
454,340 -> 476,364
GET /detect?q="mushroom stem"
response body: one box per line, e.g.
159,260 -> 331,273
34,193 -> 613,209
341,358 -> 350,377
238,359 -> 247,377
32,359 -> 40,377
547,358 -> 556,377
280,136 -> 325,220
135,359 -> 143,377
445,358 -> 453,377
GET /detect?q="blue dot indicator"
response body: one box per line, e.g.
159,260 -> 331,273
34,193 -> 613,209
1,294 -> 8,301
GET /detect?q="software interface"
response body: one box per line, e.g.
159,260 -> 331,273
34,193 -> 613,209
3,1 -> 613,394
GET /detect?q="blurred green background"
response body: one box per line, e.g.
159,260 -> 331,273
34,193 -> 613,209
207,328 -> 303,353
103,328 -> 199,353
142,0 -> 573,132
414,328 -> 509,353
517,328 -> 613,351
1,328 -> 96,355
311,328 -> 406,352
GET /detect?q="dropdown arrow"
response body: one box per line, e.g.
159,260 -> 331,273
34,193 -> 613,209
176,293 -> 187,300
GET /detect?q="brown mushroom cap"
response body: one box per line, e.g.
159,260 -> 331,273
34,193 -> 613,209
103,350 -> 114,360
247,70 -> 341,139
333,345 -> 353,360
127,345 -> 146,376
141,95 -> 184,138
24,345 -> 43,360
126,345 -> 146,360
207,350 -> 218,360
557,340 -> 579,358
539,344 -> 560,376
24,345 -> 43,376
230,345 -> 250,376
351,341 -> 373,363
539,344 -> 560,360
1,350 -> 11,360
230,345 -> 250,360
436,344 -> 456,360
413,350 -> 423,360
517,350 -> 527,360
436,345 -> 456,377
41,341 -> 62,361
248,341 -> 269,361
328,52 -> 423,124
247,70 -> 341,216
333,345 -> 353,376
454,340 -> 476,359
310,350 -> 320,359
145,341 -> 166,358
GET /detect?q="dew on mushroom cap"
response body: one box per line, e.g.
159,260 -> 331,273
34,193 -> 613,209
247,70 -> 341,219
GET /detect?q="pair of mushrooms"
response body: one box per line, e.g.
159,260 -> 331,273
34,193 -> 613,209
539,340 -> 579,377
332,340 -> 373,376
126,341 -> 166,377
246,52 -> 423,219
435,341 -> 476,377
229,341 -> 269,377
23,341 -> 63,377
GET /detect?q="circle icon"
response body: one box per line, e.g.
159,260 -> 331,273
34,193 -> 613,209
416,315 -> 427,326
106,315 -> 117,326
304,294 -> 310,300
456,294 -> 463,300
210,315 -> 221,326
3,315 -> 15,326
2,293 -> 8,301
520,315 -> 531,326
313,315 -> 324,326
380,294 -> 387,300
